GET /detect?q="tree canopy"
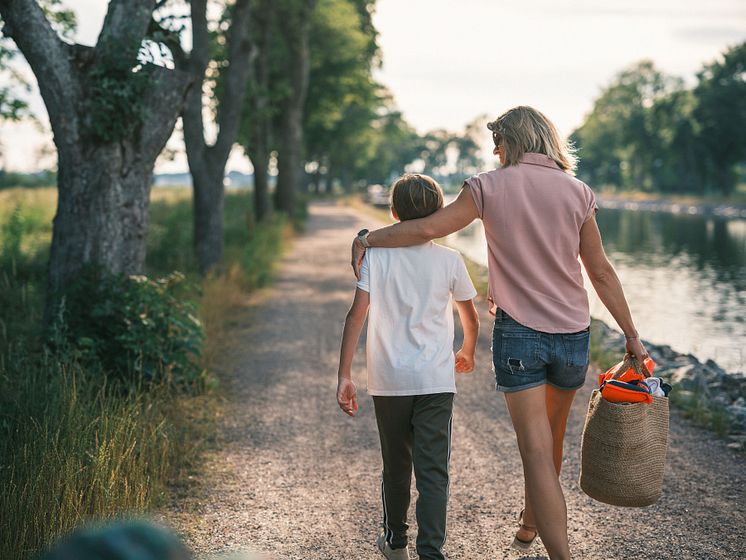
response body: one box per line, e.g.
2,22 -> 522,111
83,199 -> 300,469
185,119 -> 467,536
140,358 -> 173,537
572,42 -> 746,195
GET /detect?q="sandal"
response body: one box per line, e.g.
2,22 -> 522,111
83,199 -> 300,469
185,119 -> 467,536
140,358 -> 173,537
510,509 -> 538,551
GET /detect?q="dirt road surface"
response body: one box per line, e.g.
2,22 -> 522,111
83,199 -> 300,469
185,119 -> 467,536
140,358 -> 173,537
160,202 -> 746,560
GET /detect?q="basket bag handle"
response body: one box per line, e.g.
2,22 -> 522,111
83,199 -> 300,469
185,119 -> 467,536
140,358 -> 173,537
611,354 -> 652,381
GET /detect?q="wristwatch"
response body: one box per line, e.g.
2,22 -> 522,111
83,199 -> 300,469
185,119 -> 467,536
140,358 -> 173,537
357,228 -> 371,248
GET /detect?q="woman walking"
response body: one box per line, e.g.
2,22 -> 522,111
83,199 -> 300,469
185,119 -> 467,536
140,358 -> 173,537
351,106 -> 647,560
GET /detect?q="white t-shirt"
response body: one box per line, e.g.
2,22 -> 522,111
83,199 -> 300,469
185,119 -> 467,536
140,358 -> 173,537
356,243 -> 477,396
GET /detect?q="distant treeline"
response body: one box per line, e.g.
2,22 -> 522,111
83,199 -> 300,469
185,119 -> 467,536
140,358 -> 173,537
0,170 -> 55,189
571,42 -> 746,195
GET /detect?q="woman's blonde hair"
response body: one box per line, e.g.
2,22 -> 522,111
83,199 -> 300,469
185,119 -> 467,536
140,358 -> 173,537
488,106 -> 576,174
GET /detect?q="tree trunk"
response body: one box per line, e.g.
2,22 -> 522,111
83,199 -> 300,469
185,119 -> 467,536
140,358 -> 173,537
341,170 -> 353,193
275,0 -> 315,216
311,169 -> 321,194
250,6 -> 272,222
1,0 -> 195,322
276,99 -> 303,214
49,144 -> 151,293
184,79 -> 228,274
182,0 -> 254,273
252,140 -> 271,221
47,65 -> 193,315
190,161 -> 226,273
715,164 -> 736,196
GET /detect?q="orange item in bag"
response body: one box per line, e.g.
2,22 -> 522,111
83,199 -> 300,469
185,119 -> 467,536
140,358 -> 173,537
600,379 -> 653,404
598,356 -> 656,405
598,356 -> 655,386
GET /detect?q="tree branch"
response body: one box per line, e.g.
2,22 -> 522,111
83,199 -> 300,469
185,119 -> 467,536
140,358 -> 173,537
95,0 -> 155,62
147,16 -> 187,68
210,0 -> 254,161
140,64 -> 195,159
189,0 -> 209,74
0,0 -> 80,138
182,0 -> 208,162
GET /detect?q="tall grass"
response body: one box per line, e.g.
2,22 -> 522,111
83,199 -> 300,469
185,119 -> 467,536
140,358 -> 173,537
0,352 -> 172,555
0,186 -> 290,559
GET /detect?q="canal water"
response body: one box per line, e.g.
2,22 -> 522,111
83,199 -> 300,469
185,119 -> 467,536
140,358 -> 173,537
447,206 -> 746,375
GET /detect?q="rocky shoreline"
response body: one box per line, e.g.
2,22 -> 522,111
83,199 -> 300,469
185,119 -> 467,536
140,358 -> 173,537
591,319 -> 746,450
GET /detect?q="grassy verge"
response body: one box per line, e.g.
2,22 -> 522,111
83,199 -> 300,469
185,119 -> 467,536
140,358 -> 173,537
0,187 -> 291,559
668,389 -> 732,437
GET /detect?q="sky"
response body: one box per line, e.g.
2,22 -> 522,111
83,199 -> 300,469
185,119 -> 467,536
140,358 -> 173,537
1,0 -> 745,173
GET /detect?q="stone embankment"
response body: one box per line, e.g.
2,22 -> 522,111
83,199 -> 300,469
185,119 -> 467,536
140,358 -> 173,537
592,319 -> 746,450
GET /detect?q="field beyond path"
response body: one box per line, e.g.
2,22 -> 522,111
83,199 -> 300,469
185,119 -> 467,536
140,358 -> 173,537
159,202 -> 746,560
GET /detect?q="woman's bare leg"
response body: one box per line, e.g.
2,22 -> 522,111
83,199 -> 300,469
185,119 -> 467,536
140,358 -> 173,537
505,385 -> 571,560
519,386 -> 578,537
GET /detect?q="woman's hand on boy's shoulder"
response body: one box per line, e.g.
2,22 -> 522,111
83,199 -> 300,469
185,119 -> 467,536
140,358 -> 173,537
337,377 -> 359,417
455,349 -> 475,374
351,238 -> 366,280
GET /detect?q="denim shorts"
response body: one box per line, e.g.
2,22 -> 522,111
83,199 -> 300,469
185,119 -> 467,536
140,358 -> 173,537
492,309 -> 590,393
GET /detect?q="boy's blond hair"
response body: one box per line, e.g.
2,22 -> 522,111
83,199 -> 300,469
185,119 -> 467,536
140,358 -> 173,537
488,106 -> 576,174
390,174 -> 444,221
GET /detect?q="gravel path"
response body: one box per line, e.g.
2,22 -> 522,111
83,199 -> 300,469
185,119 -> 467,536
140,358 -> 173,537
160,202 -> 746,559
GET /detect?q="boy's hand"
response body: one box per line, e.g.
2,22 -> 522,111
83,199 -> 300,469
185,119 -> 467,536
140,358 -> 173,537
337,377 -> 359,416
455,349 -> 475,374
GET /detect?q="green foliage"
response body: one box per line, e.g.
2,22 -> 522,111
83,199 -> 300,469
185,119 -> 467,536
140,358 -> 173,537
239,0 -> 393,194
0,200 -> 50,345
83,59 -> 149,143
589,320 -> 620,370
572,60 -> 684,190
303,0 -> 380,183
52,268 -> 205,386
147,193 -> 197,275
0,41 -> 31,121
573,42 -> 746,195
240,214 -> 288,287
0,1 -> 76,122
221,189 -> 290,288
692,41 -> 746,195
302,0 -> 488,190
360,99 -> 422,185
147,189 -> 290,287
1,204 -> 24,265
237,0 -> 485,194
40,0 -> 77,38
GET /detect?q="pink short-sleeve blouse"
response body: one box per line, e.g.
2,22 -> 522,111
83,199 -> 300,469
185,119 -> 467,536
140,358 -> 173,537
465,152 -> 598,333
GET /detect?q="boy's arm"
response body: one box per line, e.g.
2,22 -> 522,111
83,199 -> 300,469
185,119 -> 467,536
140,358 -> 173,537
337,288 -> 370,416
454,298 -> 479,373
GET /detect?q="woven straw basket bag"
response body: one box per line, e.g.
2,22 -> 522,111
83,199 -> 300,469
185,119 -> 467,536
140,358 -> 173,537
579,380 -> 669,507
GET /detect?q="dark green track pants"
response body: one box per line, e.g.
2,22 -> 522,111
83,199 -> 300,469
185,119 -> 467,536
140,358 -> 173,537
373,393 -> 454,560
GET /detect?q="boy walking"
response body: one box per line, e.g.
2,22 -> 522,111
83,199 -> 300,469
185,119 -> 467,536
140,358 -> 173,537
336,174 -> 480,560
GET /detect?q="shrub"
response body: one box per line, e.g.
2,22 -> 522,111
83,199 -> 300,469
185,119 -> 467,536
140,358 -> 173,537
51,268 -> 205,386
